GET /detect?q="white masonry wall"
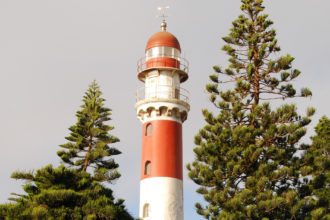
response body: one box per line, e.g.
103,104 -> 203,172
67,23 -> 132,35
139,177 -> 183,220
145,70 -> 180,99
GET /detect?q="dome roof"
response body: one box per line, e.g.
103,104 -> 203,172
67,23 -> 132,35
145,31 -> 181,52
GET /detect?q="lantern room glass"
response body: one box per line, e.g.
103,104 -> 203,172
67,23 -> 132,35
146,46 -> 180,60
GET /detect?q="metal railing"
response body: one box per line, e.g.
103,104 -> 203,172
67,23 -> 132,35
137,55 -> 189,73
136,85 -> 190,104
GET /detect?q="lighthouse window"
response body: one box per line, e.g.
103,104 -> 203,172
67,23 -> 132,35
146,47 -> 180,59
175,88 -> 180,99
143,203 -> 150,217
144,161 -> 151,175
145,123 -> 153,136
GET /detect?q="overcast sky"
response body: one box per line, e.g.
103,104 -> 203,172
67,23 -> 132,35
0,0 -> 329,219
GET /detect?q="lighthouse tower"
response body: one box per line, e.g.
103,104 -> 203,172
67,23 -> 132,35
135,19 -> 189,220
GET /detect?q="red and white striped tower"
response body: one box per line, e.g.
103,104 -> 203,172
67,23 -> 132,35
135,19 -> 189,220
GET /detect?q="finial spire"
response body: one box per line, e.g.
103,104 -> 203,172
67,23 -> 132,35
157,6 -> 169,31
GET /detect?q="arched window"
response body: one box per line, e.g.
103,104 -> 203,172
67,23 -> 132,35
145,123 -> 152,136
143,203 -> 150,217
144,161 -> 151,175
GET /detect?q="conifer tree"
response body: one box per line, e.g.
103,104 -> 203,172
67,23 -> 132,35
0,165 -> 132,219
300,116 -> 330,219
187,0 -> 314,219
0,81 -> 133,219
57,81 -> 121,183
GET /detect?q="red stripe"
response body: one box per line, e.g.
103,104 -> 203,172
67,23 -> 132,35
141,120 -> 182,180
146,57 -> 180,69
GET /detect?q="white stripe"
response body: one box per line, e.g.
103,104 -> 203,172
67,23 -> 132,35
139,177 -> 183,220
141,116 -> 182,124
136,101 -> 189,113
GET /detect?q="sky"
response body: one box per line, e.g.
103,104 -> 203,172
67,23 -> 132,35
0,0 -> 329,219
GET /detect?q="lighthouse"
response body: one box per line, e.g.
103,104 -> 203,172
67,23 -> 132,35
135,18 -> 189,220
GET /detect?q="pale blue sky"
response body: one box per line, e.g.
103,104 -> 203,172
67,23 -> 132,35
0,1 -> 329,219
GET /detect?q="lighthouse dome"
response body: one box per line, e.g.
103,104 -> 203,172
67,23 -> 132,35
145,31 -> 181,52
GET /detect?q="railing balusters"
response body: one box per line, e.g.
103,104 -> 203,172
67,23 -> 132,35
137,56 -> 189,73
136,85 -> 189,104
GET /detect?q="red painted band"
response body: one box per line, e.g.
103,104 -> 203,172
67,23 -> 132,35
146,57 -> 180,69
141,120 -> 182,180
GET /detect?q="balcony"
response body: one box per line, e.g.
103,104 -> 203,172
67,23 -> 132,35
136,85 -> 190,105
135,84 -> 190,122
137,56 -> 189,83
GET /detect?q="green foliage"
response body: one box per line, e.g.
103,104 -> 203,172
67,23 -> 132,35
0,165 -> 132,219
0,81 -> 133,219
300,116 -> 330,219
58,81 -> 121,183
187,0 -> 317,219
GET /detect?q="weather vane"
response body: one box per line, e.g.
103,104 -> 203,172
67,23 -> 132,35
157,6 -> 170,31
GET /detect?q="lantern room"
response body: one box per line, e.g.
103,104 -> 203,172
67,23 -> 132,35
137,21 -> 189,83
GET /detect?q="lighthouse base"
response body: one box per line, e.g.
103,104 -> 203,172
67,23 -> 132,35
139,177 -> 183,220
